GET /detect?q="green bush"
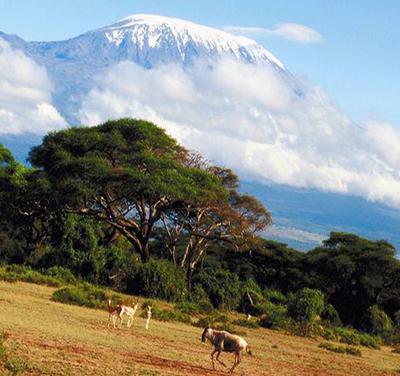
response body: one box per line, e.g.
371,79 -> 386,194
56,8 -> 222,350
44,266 -> 76,284
263,289 -> 287,305
51,283 -> 123,309
239,279 -> 264,313
319,342 -> 361,357
232,318 -> 260,329
333,327 -> 380,349
288,288 -> 324,324
363,305 -> 393,336
189,285 -> 214,314
258,304 -> 291,330
132,259 -> 187,302
0,265 -> 62,287
321,304 -> 341,326
193,268 -> 242,310
175,302 -> 201,315
322,327 -> 338,341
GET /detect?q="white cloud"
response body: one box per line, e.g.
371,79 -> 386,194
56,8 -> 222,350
224,23 -> 323,44
78,58 -> 400,209
264,224 -> 325,246
0,38 -> 66,135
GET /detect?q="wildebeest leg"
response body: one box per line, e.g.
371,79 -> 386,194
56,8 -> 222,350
211,349 -> 217,369
216,350 -> 227,368
230,351 -> 240,373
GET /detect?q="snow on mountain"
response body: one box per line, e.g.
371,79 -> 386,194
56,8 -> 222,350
0,14 -> 289,122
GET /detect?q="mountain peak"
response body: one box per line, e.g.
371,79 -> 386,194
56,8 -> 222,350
96,13 -> 285,69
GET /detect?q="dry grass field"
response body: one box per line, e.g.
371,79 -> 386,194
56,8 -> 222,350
0,280 -> 399,376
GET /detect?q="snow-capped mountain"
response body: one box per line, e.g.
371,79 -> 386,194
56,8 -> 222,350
0,14 -> 288,122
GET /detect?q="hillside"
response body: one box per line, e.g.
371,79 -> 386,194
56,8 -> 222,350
0,281 -> 398,376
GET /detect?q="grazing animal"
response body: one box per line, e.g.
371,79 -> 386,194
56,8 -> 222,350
201,327 -> 252,372
107,299 -> 121,329
145,305 -> 152,330
119,298 -> 139,328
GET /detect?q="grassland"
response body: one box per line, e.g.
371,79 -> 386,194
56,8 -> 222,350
0,281 -> 399,376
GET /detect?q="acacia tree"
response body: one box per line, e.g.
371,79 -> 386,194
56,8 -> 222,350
161,160 -> 272,284
29,119 -> 228,262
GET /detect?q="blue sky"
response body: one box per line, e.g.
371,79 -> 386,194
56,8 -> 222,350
0,0 -> 399,127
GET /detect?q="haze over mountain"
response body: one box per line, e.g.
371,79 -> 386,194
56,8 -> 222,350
0,14 -> 399,250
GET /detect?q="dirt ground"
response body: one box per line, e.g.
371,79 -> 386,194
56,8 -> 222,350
0,281 -> 399,375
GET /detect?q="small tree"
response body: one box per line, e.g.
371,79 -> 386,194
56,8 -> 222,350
288,288 -> 324,334
193,268 -> 242,310
363,305 -> 393,336
321,304 -> 341,326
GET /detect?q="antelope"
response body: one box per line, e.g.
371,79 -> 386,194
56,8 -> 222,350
119,298 -> 140,328
145,305 -> 152,330
201,327 -> 252,373
107,299 -> 121,329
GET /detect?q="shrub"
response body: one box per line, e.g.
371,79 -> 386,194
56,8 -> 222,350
288,288 -> 324,324
263,289 -> 287,305
139,300 -> 191,324
239,279 -> 264,313
363,305 -> 393,337
51,283 -> 123,309
232,319 -> 260,329
258,304 -> 291,330
0,265 -> 62,287
193,268 -> 242,310
333,327 -> 380,349
189,285 -> 214,314
321,304 -> 341,326
175,302 -> 201,315
319,342 -> 361,357
44,266 -> 76,284
322,327 -> 338,341
132,259 -> 187,302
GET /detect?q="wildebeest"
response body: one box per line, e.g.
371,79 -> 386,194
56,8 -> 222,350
201,327 -> 252,372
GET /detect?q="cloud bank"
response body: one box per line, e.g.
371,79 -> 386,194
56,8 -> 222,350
224,23 -> 323,43
78,58 -> 400,208
0,39 -> 66,135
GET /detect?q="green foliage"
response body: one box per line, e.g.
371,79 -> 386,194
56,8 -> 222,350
193,268 -> 242,310
175,301 -> 213,315
258,304 -> 291,330
139,300 -> 191,324
232,318 -> 260,328
319,342 -> 362,357
51,283 -> 123,309
263,289 -> 287,305
132,259 -> 187,302
333,327 -> 380,349
29,119 -> 229,262
363,305 -> 393,336
288,288 -> 324,324
304,232 -> 399,327
189,285 -> 214,313
321,304 -> 341,326
0,265 -> 62,287
44,266 -> 76,284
